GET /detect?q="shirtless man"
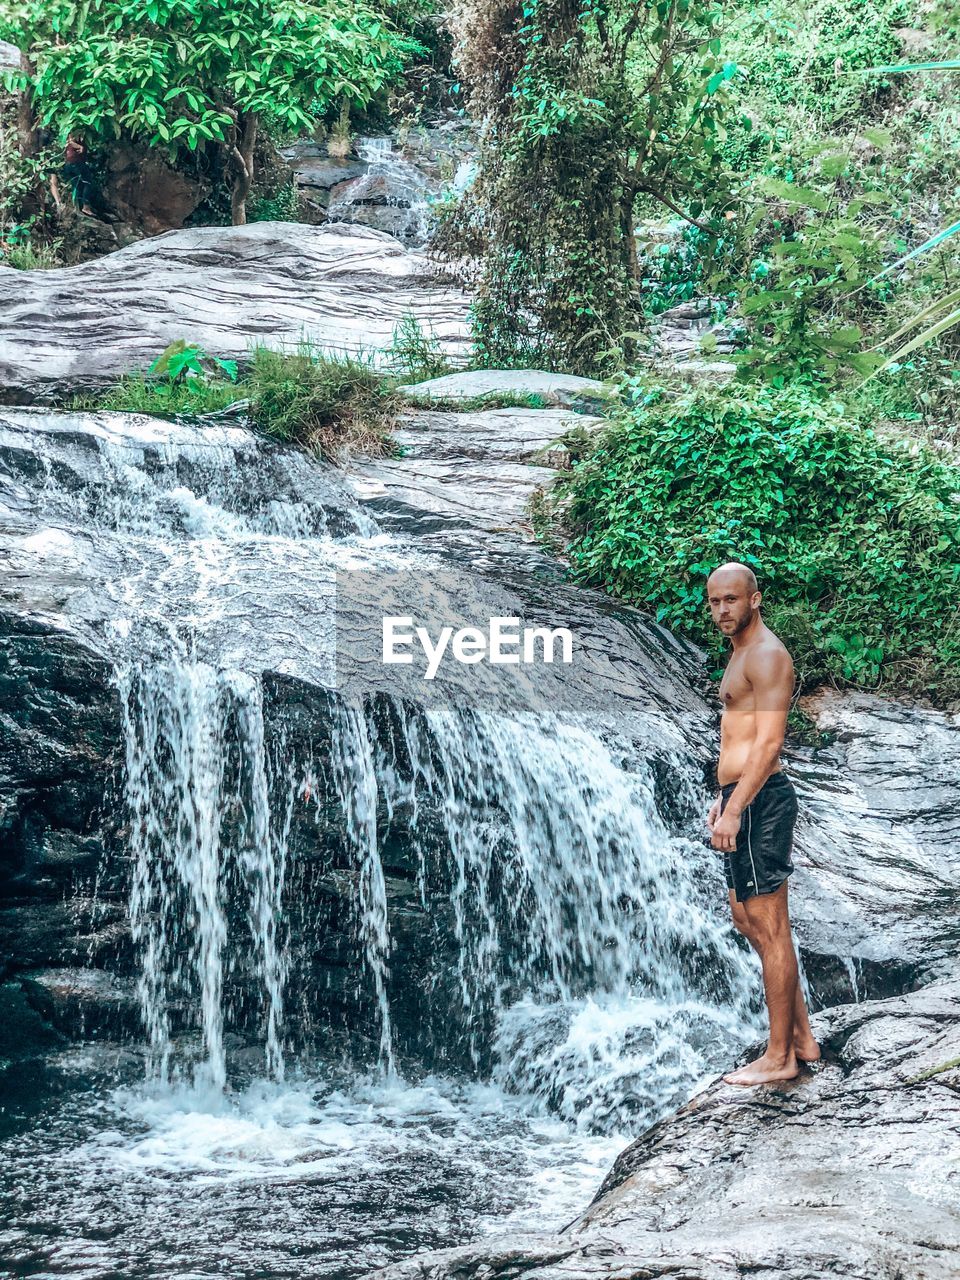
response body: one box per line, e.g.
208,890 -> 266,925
705,562 -> 820,1085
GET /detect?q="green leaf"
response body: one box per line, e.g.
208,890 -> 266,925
758,178 -> 830,212
864,59 -> 960,74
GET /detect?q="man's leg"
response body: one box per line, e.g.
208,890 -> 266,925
724,881 -> 801,1085
729,891 -> 819,1062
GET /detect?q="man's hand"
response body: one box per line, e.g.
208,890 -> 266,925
707,794 -> 721,833
710,806 -> 741,851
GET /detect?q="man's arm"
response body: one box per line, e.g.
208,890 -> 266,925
712,646 -> 794,849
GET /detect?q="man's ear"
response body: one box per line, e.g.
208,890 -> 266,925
753,591 -> 762,608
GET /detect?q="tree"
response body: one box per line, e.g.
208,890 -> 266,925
442,0 -> 736,373
0,0 -> 418,224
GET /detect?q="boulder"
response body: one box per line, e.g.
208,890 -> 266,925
0,222 -> 470,403
101,140 -> 204,235
790,689 -> 960,1003
366,979 -> 960,1280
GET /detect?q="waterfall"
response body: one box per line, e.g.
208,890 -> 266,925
326,137 -> 436,245
321,697 -> 758,1119
3,407 -> 758,1117
120,660 -> 293,1086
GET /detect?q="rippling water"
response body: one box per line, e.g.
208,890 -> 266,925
0,995 -> 751,1280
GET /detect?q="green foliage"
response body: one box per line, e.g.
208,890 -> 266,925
727,0 -> 910,126
0,233 -> 62,268
733,175 -> 890,384
641,0 -> 960,396
150,339 -> 239,384
441,0 -> 737,374
85,370 -> 244,417
1,0 -> 419,221
389,312 -> 451,381
1,0 -> 415,147
245,344 -> 399,460
82,341 -> 400,461
248,180 -> 301,223
550,382 -> 960,698
400,390 -> 550,411
0,129 -> 58,250
639,224 -> 734,317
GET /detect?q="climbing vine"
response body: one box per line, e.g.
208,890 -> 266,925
442,0 -> 736,373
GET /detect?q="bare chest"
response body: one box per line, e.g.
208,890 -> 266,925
718,658 -> 753,715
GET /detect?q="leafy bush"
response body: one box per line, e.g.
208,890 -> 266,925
727,0 -> 910,127
549,382 -> 960,699
248,181 -> 301,223
3,0 -> 419,224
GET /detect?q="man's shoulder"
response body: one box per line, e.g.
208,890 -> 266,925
745,629 -> 794,678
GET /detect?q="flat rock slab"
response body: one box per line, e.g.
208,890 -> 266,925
393,407 -> 603,463
348,456 -> 557,537
0,221 -> 470,403
399,369 -> 609,409
368,979 -> 960,1280
350,406 -> 598,543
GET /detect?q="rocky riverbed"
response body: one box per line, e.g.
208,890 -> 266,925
370,978 -> 960,1280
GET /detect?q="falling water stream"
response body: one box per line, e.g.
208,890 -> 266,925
0,408 -> 761,1278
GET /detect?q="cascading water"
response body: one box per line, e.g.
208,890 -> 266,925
325,136 -> 475,246
324,698 -> 757,1118
326,137 -> 433,244
0,406 -> 761,1278
120,660 -> 294,1087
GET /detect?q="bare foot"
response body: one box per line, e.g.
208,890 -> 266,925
723,1052 -> 800,1087
794,1038 -> 821,1064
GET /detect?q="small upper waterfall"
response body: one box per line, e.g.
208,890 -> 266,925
326,137 -> 436,244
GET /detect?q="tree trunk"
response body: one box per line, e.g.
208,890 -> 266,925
227,110 -> 258,225
17,53 -> 39,159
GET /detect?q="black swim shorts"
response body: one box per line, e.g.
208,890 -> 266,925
718,771 -> 798,902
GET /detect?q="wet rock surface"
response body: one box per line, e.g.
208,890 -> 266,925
0,222 -> 470,402
3,395 -> 958,1044
0,402 -> 715,1064
368,978 -> 960,1280
788,690 -> 960,1003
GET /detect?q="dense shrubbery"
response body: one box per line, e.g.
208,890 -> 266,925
550,382 -> 960,699
700,0 -> 960,396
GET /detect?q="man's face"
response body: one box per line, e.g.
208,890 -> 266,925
707,575 -> 757,638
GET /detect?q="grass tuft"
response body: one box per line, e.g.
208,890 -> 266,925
73,343 -> 403,464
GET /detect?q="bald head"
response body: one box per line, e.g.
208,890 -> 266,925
707,561 -> 758,595
706,562 -> 762,640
